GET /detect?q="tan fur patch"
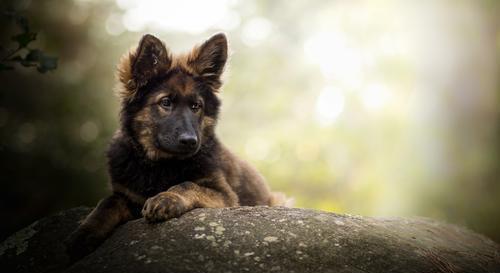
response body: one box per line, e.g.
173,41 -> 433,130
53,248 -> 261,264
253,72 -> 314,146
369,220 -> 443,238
115,49 -> 139,102
200,116 -> 216,144
269,192 -> 295,207
132,106 -> 171,160
191,171 -> 239,206
165,72 -> 198,96
167,172 -> 239,208
202,116 -> 216,128
171,52 -> 197,76
111,129 -> 124,141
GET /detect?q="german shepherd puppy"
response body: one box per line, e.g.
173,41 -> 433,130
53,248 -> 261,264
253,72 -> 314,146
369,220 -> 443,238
65,33 -> 286,260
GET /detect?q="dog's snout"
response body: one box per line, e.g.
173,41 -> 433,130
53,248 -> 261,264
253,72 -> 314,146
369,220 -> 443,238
178,133 -> 198,147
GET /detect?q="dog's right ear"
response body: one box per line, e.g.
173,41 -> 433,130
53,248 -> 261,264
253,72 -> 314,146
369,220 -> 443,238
117,34 -> 171,101
132,34 -> 171,88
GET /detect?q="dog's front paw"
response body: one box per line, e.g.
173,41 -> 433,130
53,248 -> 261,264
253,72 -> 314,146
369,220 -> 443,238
64,226 -> 104,263
142,192 -> 189,223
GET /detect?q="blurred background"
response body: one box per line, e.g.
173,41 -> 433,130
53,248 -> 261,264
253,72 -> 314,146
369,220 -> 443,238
0,0 -> 499,242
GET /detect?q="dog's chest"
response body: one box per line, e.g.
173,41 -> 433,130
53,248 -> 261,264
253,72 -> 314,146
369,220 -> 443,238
122,159 -> 210,198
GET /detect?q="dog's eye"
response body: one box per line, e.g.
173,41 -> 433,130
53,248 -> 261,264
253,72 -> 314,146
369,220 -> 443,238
159,97 -> 172,108
191,102 -> 202,112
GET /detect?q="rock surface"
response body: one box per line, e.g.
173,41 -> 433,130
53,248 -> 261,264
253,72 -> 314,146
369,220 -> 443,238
1,206 -> 499,273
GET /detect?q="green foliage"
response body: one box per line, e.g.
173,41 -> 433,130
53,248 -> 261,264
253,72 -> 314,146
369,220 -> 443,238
1,11 -> 57,73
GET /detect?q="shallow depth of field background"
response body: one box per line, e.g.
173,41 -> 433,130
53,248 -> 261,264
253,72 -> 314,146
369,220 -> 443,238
1,0 -> 499,242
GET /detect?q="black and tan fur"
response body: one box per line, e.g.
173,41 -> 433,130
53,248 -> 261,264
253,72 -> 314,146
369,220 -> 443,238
65,33 -> 287,260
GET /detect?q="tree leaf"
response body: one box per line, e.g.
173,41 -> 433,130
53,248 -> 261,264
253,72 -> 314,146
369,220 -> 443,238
20,60 -> 35,67
0,63 -> 14,71
9,55 -> 24,62
25,49 -> 43,62
2,11 -> 57,74
11,32 -> 37,48
37,55 -> 58,73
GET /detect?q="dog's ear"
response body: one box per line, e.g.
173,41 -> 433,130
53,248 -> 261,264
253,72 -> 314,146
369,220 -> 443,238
116,34 -> 171,101
132,34 -> 171,88
188,33 -> 228,89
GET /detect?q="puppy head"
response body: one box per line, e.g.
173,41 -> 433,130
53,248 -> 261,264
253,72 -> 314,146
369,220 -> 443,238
116,33 -> 227,160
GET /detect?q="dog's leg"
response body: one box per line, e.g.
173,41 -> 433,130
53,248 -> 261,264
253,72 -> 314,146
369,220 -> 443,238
65,193 -> 135,262
142,174 -> 238,222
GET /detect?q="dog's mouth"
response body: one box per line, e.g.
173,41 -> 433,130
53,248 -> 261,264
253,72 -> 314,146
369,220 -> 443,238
154,138 -> 200,158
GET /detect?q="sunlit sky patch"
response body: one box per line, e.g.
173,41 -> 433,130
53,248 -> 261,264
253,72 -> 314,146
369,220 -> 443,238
116,0 -> 240,33
304,31 -> 365,89
315,86 -> 345,126
360,83 -> 392,111
240,17 -> 272,46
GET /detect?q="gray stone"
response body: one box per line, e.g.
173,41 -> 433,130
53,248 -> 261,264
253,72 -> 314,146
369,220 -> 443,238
1,206 -> 499,273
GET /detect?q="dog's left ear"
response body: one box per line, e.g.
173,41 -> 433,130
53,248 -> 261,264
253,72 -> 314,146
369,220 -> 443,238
189,33 -> 228,88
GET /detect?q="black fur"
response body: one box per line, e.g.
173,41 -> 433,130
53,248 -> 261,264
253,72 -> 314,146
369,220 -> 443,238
106,134 -> 220,199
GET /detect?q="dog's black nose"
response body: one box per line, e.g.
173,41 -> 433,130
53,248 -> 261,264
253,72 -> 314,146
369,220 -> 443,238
178,133 -> 198,147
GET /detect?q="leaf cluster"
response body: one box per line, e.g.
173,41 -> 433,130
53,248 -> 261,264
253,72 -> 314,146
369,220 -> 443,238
1,11 -> 57,73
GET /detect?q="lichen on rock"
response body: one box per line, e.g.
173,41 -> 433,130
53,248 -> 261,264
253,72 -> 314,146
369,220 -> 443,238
1,206 -> 499,273
0,221 -> 38,256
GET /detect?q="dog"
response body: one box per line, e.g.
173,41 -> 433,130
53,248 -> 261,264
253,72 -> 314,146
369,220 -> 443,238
65,33 -> 287,261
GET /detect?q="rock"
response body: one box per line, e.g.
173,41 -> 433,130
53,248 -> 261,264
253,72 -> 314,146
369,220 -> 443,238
1,206 -> 499,273
0,207 -> 90,273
